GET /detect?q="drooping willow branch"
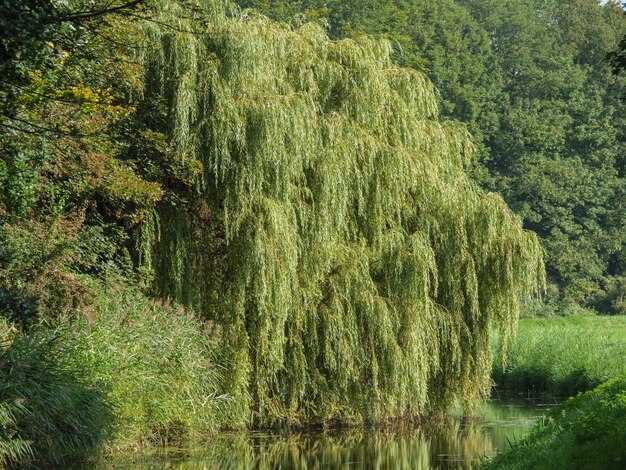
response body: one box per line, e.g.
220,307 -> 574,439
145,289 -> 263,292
136,0 -> 545,428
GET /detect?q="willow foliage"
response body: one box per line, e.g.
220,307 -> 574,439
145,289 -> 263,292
138,0 -> 544,427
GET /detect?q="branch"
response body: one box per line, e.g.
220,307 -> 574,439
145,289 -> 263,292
51,0 -> 146,24
0,114 -> 99,139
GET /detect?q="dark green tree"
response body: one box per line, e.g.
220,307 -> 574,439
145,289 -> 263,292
462,0 -> 626,306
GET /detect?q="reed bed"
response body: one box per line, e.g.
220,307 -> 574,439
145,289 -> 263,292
493,316 -> 626,397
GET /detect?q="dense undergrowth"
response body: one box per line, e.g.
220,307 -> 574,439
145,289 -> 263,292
0,280 -> 229,467
483,375 -> 626,469
0,318 -> 113,466
69,280 -> 233,450
492,316 -> 626,397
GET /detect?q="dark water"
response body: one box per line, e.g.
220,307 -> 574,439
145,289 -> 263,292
82,399 -> 551,469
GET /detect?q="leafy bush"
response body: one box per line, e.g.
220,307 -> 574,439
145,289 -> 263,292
493,316 -> 626,397
0,218 -> 94,327
520,297 -> 597,318
483,375 -> 626,469
597,276 -> 626,315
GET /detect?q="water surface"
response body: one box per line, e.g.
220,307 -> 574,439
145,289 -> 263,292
81,399 -> 551,469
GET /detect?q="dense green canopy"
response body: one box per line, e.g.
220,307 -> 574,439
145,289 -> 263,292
138,1 -> 544,426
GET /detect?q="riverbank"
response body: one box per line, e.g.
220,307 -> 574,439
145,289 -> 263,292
0,280 -> 235,467
483,375 -> 626,469
5,306 -> 624,468
483,316 -> 626,468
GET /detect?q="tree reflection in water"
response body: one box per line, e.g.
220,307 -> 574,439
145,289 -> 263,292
77,400 -> 549,469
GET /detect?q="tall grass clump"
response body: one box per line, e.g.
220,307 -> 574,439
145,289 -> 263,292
483,375 -> 626,469
493,316 -> 626,397
135,0 -> 545,427
1,279 -> 230,466
67,279 -> 232,451
0,318 -> 113,468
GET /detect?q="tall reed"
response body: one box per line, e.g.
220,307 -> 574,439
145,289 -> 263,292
0,319 -> 113,467
493,316 -> 626,397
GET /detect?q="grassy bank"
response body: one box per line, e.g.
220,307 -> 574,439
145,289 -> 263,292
0,281 -> 231,467
493,316 -> 626,397
0,318 -> 113,466
483,375 -> 626,469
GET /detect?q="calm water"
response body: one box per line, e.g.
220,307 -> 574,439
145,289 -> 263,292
80,399 -> 551,469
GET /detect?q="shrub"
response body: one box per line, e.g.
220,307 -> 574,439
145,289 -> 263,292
66,280 -> 233,451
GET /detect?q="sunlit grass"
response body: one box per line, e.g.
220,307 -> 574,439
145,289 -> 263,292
493,316 -> 626,397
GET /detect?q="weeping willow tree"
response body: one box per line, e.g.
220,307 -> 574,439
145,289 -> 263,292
137,0 -> 544,427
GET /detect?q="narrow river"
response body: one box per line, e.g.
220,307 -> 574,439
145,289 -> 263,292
76,399 -> 553,469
